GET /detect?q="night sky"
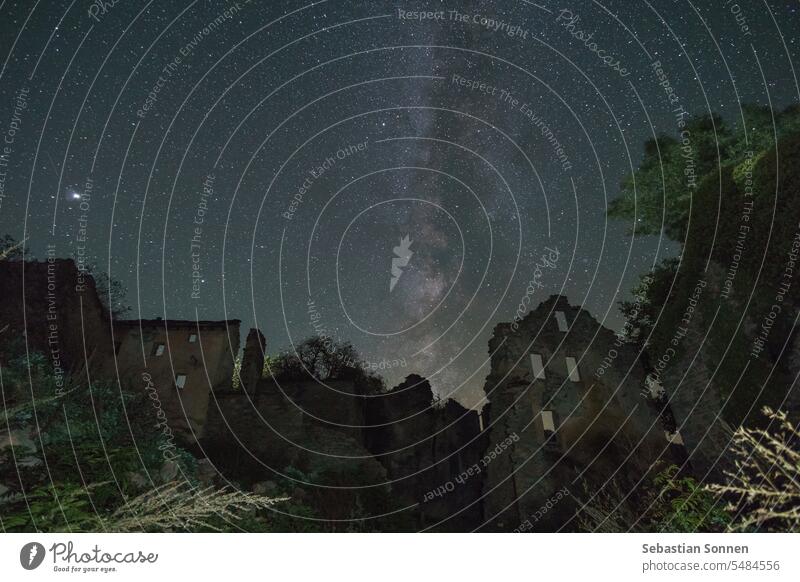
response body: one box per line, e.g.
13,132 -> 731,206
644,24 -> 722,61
2,0 -> 799,408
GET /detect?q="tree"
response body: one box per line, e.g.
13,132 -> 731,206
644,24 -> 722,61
86,264 -> 131,319
608,105 -> 800,240
273,336 -> 361,381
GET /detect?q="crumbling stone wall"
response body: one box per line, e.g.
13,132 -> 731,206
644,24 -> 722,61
113,319 -> 240,440
202,371 -> 487,530
240,328 -> 266,395
481,295 -> 667,531
202,376 -> 389,526
364,375 -> 486,531
0,258 -> 114,378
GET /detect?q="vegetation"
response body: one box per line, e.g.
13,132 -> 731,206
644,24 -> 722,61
576,464 -> 730,533
614,108 -> 800,427
707,407 -> 800,532
578,405 -> 800,533
0,328 -> 284,533
103,481 -> 288,532
271,336 -> 384,392
608,104 -> 800,239
5,98 -> 800,533
85,263 -> 131,319
272,336 -> 361,380
231,354 -> 242,390
650,465 -> 732,532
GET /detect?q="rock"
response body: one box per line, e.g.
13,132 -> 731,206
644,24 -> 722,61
196,459 -> 218,486
125,471 -> 150,489
0,428 -> 37,454
159,460 -> 179,482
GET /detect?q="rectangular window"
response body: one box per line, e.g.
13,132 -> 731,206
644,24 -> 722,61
666,430 -> 685,445
175,374 -> 187,389
153,343 -> 165,357
566,356 -> 581,382
530,353 -> 545,380
555,311 -> 569,332
188,333 -> 198,343
542,410 -> 556,439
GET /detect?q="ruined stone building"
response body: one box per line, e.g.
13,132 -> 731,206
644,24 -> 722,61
201,332 -> 486,530
480,295 -> 672,531
0,259 -> 240,441
0,258 -> 115,378
1,260 -> 685,530
363,374 -> 486,531
112,318 -> 240,438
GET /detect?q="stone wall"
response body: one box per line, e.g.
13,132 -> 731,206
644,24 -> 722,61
365,375 -> 486,531
113,319 -> 240,440
0,259 -> 241,442
481,295 -> 668,531
240,328 -> 266,396
202,376 -> 391,526
202,371 -> 486,530
0,258 -> 114,377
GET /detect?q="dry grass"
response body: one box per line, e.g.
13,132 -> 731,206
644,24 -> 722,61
707,407 -> 800,532
106,481 -> 288,532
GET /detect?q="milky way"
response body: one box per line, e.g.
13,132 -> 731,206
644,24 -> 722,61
2,0 -> 799,408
